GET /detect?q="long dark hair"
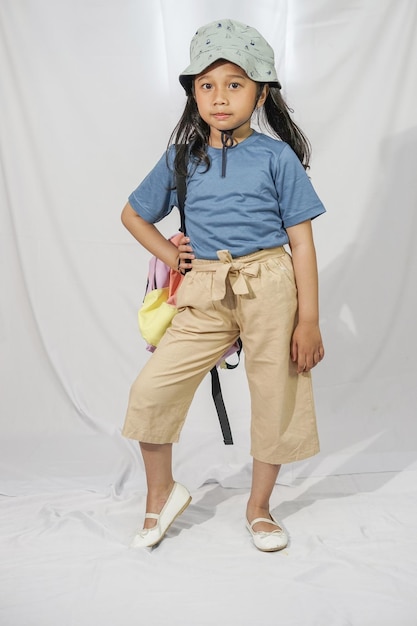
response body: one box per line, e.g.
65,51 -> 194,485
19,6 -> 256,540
168,84 -> 311,177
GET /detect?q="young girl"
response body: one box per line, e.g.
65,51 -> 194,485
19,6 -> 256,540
121,18 -> 325,552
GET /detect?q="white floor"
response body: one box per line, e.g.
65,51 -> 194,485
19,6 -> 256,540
1,470 -> 417,626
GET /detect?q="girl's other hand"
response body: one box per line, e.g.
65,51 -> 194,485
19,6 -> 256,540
177,236 -> 195,273
291,322 -> 324,374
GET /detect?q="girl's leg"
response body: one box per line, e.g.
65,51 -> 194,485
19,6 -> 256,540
246,458 -> 282,531
139,442 -> 174,529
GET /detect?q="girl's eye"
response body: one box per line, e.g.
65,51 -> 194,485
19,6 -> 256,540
229,82 -> 240,89
201,83 -> 212,90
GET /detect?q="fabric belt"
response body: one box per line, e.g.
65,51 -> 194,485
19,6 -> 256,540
192,247 -> 286,301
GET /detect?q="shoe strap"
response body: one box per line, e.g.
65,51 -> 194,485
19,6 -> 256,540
144,513 -> 159,520
249,517 -> 280,530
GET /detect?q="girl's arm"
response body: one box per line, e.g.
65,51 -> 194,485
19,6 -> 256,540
121,202 -> 180,271
286,220 -> 325,373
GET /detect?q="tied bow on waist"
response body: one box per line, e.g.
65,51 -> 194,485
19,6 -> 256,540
197,250 -> 260,301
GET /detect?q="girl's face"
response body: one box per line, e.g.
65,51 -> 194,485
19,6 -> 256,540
193,60 -> 268,146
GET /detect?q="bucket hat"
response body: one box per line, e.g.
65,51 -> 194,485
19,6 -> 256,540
179,19 -> 281,93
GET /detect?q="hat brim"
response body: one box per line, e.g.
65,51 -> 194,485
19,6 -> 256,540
179,50 -> 281,92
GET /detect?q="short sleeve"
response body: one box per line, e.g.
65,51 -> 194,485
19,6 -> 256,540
274,144 -> 326,227
128,147 -> 178,224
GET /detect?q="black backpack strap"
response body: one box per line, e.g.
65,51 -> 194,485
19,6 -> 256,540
176,171 -> 186,234
175,146 -> 234,445
175,146 -> 187,234
210,367 -> 233,445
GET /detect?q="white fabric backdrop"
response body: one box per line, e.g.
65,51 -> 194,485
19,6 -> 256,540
1,0 -> 417,497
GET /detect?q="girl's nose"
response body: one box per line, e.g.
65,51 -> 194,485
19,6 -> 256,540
213,89 -> 228,105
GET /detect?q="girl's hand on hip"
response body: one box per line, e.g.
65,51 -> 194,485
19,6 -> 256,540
291,322 -> 325,373
177,236 -> 195,273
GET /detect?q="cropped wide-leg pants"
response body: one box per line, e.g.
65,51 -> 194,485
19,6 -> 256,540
122,246 -> 319,465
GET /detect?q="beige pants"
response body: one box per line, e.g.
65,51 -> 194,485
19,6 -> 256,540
122,247 -> 319,464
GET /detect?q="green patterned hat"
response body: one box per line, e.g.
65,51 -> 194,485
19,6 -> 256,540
179,19 -> 281,93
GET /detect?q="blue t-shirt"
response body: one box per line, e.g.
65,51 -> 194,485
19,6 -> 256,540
128,131 -> 325,259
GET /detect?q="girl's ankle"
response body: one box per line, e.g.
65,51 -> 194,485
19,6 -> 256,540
246,503 -> 270,521
146,481 -> 175,512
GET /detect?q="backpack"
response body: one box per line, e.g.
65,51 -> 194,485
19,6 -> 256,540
137,154 -> 241,445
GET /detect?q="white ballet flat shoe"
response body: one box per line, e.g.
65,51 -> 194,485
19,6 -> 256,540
130,482 -> 192,549
246,515 -> 288,552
